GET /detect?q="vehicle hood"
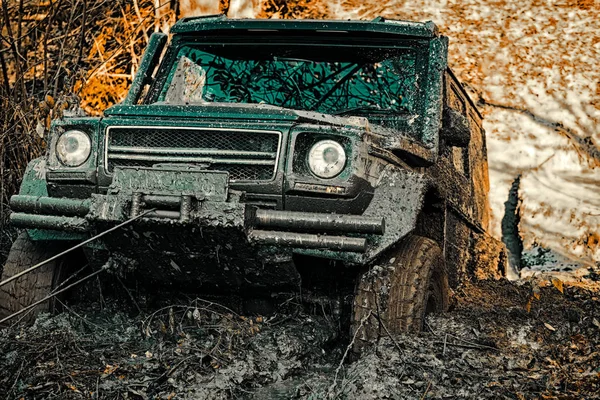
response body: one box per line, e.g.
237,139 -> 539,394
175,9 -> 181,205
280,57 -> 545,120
104,103 -> 375,131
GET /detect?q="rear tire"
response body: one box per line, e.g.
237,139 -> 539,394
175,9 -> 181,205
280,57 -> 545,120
352,235 -> 449,348
0,232 -> 68,324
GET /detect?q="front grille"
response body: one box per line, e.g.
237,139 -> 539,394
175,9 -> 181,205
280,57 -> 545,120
105,126 -> 281,181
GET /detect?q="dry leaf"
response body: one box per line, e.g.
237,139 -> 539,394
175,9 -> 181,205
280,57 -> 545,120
525,298 -> 532,313
102,364 -> 119,378
66,384 -> 80,392
592,318 -> 600,329
551,278 -> 564,293
192,308 -> 201,321
35,121 -> 45,138
544,323 -> 556,331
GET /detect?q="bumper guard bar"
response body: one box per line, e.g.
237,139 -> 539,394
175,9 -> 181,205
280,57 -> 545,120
9,194 -> 384,252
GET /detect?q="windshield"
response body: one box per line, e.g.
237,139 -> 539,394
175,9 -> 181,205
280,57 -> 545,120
155,44 -> 419,118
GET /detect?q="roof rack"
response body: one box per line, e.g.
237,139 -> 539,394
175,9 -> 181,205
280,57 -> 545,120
170,15 -> 439,38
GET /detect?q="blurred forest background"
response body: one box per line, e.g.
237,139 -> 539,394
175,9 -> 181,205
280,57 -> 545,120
1,0 -> 599,265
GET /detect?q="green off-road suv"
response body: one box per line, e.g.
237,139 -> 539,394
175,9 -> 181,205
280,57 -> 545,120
1,15 -> 505,343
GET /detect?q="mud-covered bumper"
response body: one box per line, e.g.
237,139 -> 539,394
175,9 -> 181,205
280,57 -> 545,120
9,194 -> 384,253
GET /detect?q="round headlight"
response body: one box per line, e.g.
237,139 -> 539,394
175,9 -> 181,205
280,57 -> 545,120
55,130 -> 91,167
307,140 -> 347,179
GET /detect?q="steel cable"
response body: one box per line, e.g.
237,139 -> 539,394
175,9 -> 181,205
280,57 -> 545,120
0,265 -> 107,324
0,208 -> 156,288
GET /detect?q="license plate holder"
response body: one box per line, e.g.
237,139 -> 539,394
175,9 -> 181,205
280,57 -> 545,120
111,167 -> 229,202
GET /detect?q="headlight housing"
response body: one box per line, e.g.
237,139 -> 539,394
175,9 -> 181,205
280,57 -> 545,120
307,140 -> 346,179
55,130 -> 91,167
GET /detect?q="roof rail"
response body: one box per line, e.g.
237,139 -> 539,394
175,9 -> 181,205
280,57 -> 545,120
170,16 -> 439,38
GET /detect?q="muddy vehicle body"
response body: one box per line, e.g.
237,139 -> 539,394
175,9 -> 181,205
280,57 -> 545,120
2,16 -> 504,336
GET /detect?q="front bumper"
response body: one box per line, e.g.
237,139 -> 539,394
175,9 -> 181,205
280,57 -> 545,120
10,194 -> 384,254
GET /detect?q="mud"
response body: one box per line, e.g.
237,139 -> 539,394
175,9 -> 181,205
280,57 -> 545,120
1,275 -> 599,399
0,226 -> 17,273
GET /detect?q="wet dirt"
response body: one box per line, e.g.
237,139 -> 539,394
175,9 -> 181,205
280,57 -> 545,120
1,274 -> 599,399
0,225 -> 17,272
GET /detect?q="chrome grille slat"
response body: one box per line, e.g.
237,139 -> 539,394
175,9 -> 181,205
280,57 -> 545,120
108,153 -> 276,165
109,146 -> 276,158
105,126 -> 281,181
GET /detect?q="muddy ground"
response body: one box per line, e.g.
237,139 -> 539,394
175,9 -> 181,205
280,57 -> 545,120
1,266 -> 600,399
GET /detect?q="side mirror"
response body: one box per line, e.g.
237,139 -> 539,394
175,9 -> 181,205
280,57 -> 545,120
441,107 -> 470,147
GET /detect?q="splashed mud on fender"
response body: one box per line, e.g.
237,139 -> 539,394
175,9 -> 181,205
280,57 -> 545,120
32,159 -> 47,180
360,165 -> 428,263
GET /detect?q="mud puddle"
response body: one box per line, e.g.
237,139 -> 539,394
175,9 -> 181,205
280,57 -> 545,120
1,276 -> 600,399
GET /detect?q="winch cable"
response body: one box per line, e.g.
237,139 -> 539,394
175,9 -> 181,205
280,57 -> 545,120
9,263 -> 92,327
0,209 -> 156,289
0,265 -> 107,325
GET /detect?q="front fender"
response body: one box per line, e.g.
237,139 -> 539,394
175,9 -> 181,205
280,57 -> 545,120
293,165 -> 429,265
360,165 -> 429,263
16,158 -> 86,241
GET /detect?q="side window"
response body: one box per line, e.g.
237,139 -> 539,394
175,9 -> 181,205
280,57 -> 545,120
447,85 -> 466,114
447,82 -> 470,177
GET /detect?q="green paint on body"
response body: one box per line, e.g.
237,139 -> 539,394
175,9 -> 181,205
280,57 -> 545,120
17,158 -> 87,241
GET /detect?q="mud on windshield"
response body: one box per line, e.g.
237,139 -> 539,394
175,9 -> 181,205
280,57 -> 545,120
153,42 -> 420,124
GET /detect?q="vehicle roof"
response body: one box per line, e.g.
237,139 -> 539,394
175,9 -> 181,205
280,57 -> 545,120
170,15 -> 439,38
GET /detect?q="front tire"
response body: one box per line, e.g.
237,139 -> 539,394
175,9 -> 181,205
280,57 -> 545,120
352,235 -> 449,348
0,232 -> 68,324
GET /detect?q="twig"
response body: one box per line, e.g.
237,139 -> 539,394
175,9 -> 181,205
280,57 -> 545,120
7,360 -> 24,397
77,0 -> 87,64
96,276 -> 105,310
420,381 -> 431,400
442,333 -> 448,355
55,298 -> 107,332
446,333 -> 499,351
329,310 -> 372,395
435,340 -> 496,352
115,275 -> 142,315
375,314 -> 404,355
154,355 -> 194,382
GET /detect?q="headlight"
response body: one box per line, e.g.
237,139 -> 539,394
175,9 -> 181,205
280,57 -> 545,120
55,130 -> 91,167
307,140 -> 346,179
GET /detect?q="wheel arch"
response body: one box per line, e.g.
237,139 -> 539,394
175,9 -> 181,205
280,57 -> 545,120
413,186 -> 445,246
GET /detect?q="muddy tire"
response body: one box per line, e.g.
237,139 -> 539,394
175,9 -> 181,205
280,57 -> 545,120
352,235 -> 449,348
0,232 -> 67,324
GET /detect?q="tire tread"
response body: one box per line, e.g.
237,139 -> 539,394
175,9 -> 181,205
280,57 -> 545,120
0,233 -> 60,323
352,235 -> 449,347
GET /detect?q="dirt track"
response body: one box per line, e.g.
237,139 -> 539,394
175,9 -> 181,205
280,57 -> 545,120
1,274 -> 599,399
